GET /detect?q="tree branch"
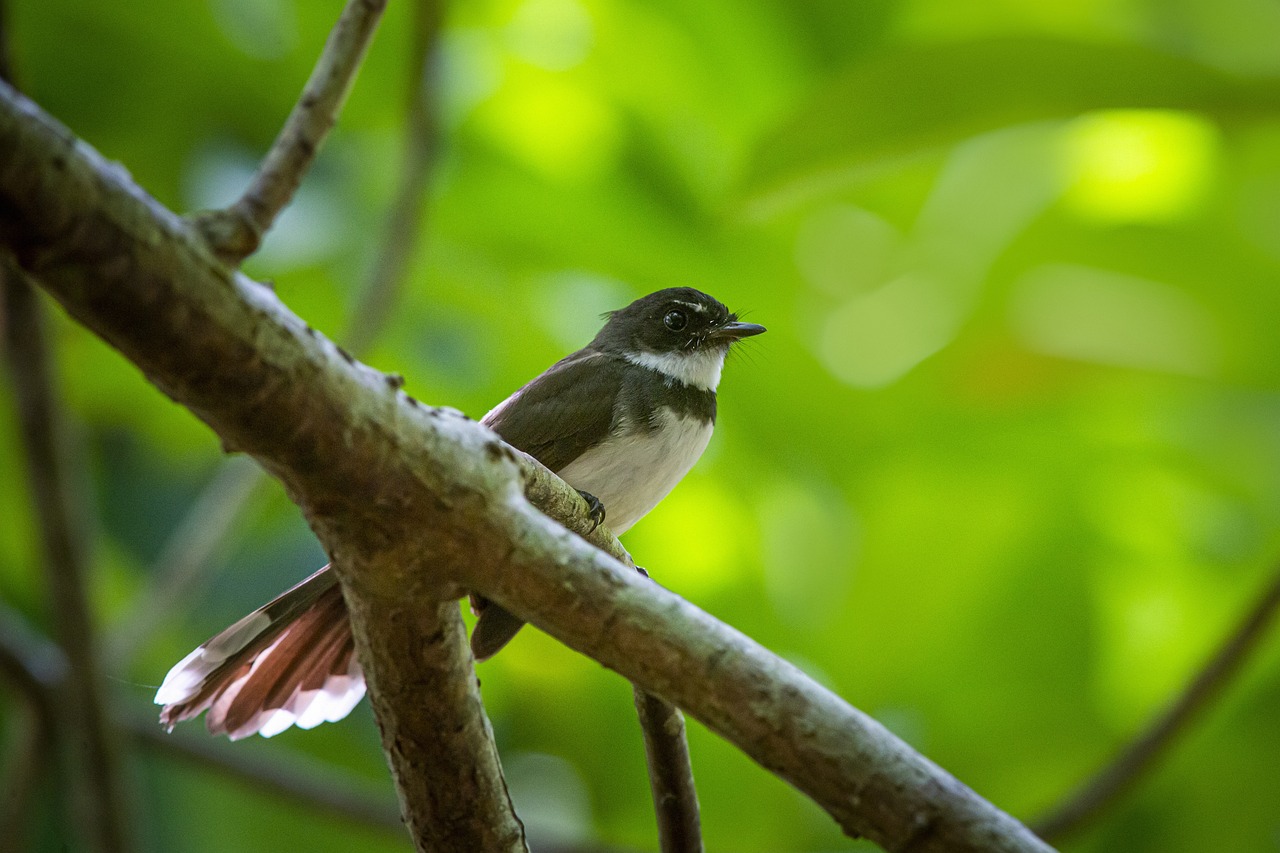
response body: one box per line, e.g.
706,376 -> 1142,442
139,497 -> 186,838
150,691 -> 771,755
0,707 -> 52,853
634,687 -> 702,852
1032,564 -> 1280,842
345,592 -> 527,850
1,261 -> 131,853
0,82 -> 1053,852
195,0 -> 388,263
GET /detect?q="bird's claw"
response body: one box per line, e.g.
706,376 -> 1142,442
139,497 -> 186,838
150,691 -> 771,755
577,490 -> 606,533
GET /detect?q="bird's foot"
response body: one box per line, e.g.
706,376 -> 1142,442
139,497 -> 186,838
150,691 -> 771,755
577,490 -> 606,532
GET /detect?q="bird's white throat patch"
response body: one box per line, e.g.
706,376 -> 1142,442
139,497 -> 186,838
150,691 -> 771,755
625,348 -> 726,391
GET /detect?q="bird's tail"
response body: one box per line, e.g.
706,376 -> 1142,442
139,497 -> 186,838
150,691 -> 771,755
155,566 -> 365,740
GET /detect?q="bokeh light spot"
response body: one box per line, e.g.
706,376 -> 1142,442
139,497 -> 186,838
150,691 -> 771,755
506,0 -> 594,71
623,475 -> 751,598
758,480 -> 858,629
818,274 -> 961,388
1060,109 -> 1219,223
794,204 -> 902,297
209,0 -> 298,60
1011,264 -> 1220,376
533,271 -> 632,350
504,752 -> 593,847
1092,558 -> 1224,727
475,66 -> 620,181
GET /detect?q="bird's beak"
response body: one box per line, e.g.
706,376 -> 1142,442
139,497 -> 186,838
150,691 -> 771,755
709,321 -> 767,343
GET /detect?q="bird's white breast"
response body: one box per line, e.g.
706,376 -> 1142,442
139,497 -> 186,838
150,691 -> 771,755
555,407 -> 713,535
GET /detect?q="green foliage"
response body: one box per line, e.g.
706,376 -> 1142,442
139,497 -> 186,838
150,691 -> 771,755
4,0 -> 1280,850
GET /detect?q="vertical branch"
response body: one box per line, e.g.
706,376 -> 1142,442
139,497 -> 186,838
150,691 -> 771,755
0,20 -> 63,853
0,708 -> 52,853
0,269 -> 131,853
629,567 -> 702,852
342,584 -> 528,852
1033,565 -> 1280,842
634,688 -> 703,853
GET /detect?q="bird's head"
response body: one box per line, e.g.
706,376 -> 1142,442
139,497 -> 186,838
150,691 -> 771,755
593,287 -> 765,357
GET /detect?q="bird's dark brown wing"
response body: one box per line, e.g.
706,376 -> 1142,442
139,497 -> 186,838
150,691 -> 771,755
473,348 -> 624,660
482,348 -> 623,473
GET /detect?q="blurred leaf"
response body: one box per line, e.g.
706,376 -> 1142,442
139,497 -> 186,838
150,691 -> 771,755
741,37 -> 1280,213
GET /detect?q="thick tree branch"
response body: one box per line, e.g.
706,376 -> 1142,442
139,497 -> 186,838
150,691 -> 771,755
1,262 -> 131,853
195,0 -> 388,263
1032,564 -> 1280,842
0,83 -> 1053,852
345,593 -> 527,850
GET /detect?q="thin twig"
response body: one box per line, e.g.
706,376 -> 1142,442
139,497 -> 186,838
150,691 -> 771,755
2,261 -> 131,852
627,568 -> 702,852
195,0 -> 388,263
1032,565 -> 1280,842
634,688 -> 702,853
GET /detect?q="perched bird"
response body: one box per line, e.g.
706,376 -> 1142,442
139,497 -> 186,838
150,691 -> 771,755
156,287 -> 764,739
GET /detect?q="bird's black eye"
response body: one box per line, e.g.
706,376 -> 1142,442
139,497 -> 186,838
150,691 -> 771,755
663,310 -> 688,331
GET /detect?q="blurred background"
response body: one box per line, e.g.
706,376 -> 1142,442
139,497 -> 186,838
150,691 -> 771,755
3,0 -> 1280,850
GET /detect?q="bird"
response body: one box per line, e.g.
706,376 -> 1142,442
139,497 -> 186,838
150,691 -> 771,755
155,287 -> 765,739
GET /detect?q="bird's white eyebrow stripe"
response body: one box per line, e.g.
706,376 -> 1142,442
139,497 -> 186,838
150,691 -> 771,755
674,300 -> 707,314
